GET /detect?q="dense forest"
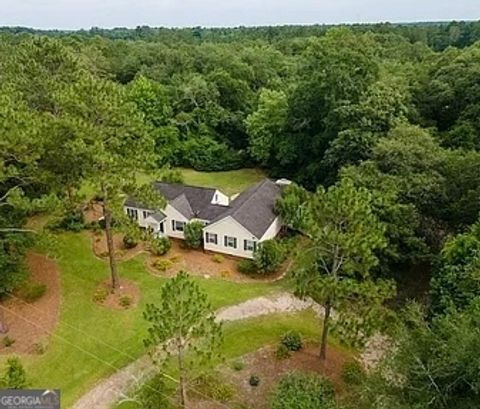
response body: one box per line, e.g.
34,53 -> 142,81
1,20 -> 480,408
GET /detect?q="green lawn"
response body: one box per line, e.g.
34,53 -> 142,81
115,310 -> 350,409
178,168 -> 266,195
81,168 -> 266,201
136,167 -> 266,196
17,232 -> 283,408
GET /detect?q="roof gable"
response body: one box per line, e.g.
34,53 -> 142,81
210,179 -> 281,238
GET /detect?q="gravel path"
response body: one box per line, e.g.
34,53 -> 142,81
72,292 -> 387,409
72,292 -> 320,409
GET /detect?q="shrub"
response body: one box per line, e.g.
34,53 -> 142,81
49,209 -> 85,232
17,282 -> 47,303
184,221 -> 204,249
193,373 -> 235,402
136,373 -> 172,409
154,259 -> 173,272
212,254 -> 224,263
88,221 -> 102,232
33,339 -> 48,355
249,375 -> 260,387
2,336 -> 15,348
93,287 -> 109,303
237,259 -> 258,275
151,236 -> 171,256
254,240 -> 285,274
342,360 -> 366,385
119,296 -> 132,308
231,360 -> 245,371
269,373 -> 335,409
169,255 -> 181,263
275,344 -> 291,360
220,270 -> 230,278
122,234 -> 138,249
2,357 -> 27,389
281,331 -> 303,351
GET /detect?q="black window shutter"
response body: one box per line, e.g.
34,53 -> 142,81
224,236 -> 227,246
243,240 -> 247,250
233,238 -> 237,249
172,220 -> 175,230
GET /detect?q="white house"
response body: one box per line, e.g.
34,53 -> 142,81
124,179 -> 285,259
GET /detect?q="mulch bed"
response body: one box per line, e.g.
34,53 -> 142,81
93,279 -> 140,311
91,231 -> 147,261
83,202 -> 103,225
207,343 -> 350,409
0,253 -> 61,354
146,240 -> 286,283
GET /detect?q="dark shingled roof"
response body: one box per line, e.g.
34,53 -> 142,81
125,179 -> 282,235
146,211 -> 167,222
210,179 -> 281,238
151,182 -> 227,220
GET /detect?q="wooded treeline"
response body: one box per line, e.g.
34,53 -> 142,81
2,21 -> 480,287
3,20 -> 480,50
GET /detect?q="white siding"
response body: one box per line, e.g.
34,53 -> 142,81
203,216 -> 258,259
124,206 -> 155,229
260,216 -> 282,242
163,204 -> 188,239
144,216 -> 166,236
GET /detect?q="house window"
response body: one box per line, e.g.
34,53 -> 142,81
244,240 -> 257,252
206,232 -> 218,245
142,210 -> 151,219
172,220 -> 185,232
159,222 -> 164,233
126,208 -> 138,220
224,236 -> 237,249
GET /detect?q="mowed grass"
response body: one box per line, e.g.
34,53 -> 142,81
136,167 -> 266,196
16,232 -> 284,408
115,310 -> 348,409
81,168 -> 266,201
178,168 -> 266,195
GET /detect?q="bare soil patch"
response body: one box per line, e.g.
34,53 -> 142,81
93,279 -> 140,311
146,240 -> 285,283
211,343 -> 349,409
83,201 -> 104,224
0,253 -> 61,354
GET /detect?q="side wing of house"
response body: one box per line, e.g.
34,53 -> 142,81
260,215 -> 282,241
124,205 -> 156,229
163,204 -> 189,239
203,216 -> 260,259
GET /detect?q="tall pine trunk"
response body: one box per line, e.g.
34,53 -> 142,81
319,299 -> 331,361
177,341 -> 188,408
101,183 -> 120,291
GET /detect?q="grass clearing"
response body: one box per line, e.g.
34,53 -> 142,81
9,232 -> 283,407
81,167 -> 266,201
177,168 -> 266,195
136,167 -> 266,196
